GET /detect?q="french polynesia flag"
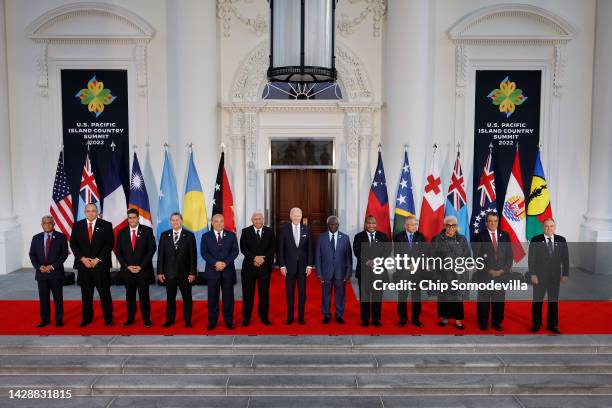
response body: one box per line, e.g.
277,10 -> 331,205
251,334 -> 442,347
365,151 -> 391,240
212,151 -> 236,232
500,148 -> 527,262
419,146 -> 445,242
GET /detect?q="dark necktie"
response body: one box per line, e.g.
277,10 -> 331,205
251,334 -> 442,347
173,231 -> 179,248
408,233 -> 413,248
547,237 -> 554,255
256,229 -> 261,240
369,233 -> 375,246
217,232 -> 222,247
45,233 -> 52,262
331,233 -> 336,253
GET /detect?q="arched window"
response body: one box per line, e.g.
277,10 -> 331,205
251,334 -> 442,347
262,81 -> 342,100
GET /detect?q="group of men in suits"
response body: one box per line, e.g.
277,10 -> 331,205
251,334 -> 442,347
29,203 -> 570,334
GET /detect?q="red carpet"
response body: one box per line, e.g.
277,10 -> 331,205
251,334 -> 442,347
3,271 -> 611,335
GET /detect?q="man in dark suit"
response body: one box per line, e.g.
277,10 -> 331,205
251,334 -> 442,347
277,207 -> 313,325
472,211 -> 513,331
315,215 -> 352,324
29,215 -> 69,327
240,211 -> 275,326
70,203 -> 115,326
202,214 -> 239,330
353,215 -> 389,327
393,215 -> 427,328
157,212 -> 197,328
115,208 -> 156,327
528,218 -> 569,334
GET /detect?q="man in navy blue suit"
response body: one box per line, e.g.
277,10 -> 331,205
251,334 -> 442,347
315,215 -> 352,324
29,215 -> 69,328
201,213 -> 239,330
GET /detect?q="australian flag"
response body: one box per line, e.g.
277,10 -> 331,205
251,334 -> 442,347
470,147 -> 497,241
365,151 -> 391,240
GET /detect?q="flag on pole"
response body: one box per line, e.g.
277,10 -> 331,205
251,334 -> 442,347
365,150 -> 391,240
102,153 -> 128,245
419,146 -> 445,242
49,151 -> 74,240
212,151 -> 236,232
445,150 -> 470,241
157,150 -> 180,240
128,152 -> 152,228
526,150 -> 553,241
392,149 -> 416,238
183,150 -> 209,262
470,145 -> 497,240
499,147 -> 527,262
76,153 -> 101,221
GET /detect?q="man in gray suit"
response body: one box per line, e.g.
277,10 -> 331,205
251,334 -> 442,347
315,215 -> 353,324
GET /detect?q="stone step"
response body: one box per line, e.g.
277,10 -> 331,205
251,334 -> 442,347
2,353 -> 612,375
0,373 -> 611,396
2,335 -> 611,355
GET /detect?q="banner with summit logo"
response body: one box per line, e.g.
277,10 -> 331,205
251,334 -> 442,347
472,70 -> 541,220
61,69 -> 129,216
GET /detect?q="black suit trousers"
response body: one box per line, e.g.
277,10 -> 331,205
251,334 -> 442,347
532,278 -> 560,328
79,268 -> 113,323
165,277 -> 193,323
286,272 -> 307,320
123,272 -> 151,322
242,270 -> 270,322
358,277 -> 382,323
38,278 -> 63,323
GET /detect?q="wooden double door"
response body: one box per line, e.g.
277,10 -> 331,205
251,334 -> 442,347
268,169 -> 336,246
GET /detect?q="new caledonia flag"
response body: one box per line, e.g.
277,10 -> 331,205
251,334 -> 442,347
526,149 -> 553,240
365,150 -> 391,240
212,150 -> 236,232
392,148 -> 416,238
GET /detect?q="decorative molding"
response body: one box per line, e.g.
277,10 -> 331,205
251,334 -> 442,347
553,44 -> 567,97
454,44 -> 468,98
223,101 -> 381,114
35,42 -> 49,97
243,111 -> 258,187
133,44 -> 148,96
337,0 -> 387,37
345,110 -> 361,169
229,41 -> 375,103
217,0 -> 267,38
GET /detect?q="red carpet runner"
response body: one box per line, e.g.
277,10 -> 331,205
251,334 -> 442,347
3,271 -> 611,335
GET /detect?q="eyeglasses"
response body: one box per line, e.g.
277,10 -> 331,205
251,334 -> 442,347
445,224 -> 458,228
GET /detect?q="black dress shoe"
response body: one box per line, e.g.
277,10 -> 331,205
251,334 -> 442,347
79,320 -> 91,327
455,323 -> 465,330
479,323 -> 488,331
207,323 -> 216,330
335,317 -> 345,324
55,321 -> 63,327
123,320 -> 134,327
36,321 -> 49,328
285,318 -> 294,325
143,321 -> 153,328
184,321 -> 193,328
372,321 -> 381,327
412,320 -> 424,328
226,323 -> 234,330
298,318 -> 306,325
360,321 -> 369,327
398,320 -> 407,327
492,323 -> 503,332
242,319 -> 250,327
530,325 -> 540,333
105,320 -> 113,327
162,321 -> 174,328
438,319 -> 448,327
548,326 -> 561,334
261,319 -> 272,326
322,316 -> 331,324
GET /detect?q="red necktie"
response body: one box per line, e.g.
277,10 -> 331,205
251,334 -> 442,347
88,222 -> 93,243
45,234 -> 52,263
491,231 -> 497,250
131,229 -> 137,251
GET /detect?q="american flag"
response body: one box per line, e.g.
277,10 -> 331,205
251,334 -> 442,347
50,151 -> 74,238
470,146 -> 497,240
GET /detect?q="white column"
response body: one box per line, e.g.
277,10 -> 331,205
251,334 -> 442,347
382,0 -> 432,225
0,0 -> 21,275
579,0 -> 612,274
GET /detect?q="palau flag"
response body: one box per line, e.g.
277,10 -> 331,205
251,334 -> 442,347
76,153 -> 101,221
128,152 -> 153,228
392,149 -> 416,238
183,151 -> 209,263
445,151 -> 470,242
156,150 -> 179,241
526,150 -> 553,241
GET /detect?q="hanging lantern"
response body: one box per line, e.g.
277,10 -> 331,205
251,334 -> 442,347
268,0 -> 337,83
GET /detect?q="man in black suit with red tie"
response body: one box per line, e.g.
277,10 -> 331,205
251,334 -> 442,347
277,207 -> 313,325
528,218 -> 569,334
115,208 -> 156,327
29,215 -> 69,327
473,211 -> 513,331
70,203 -> 115,326
157,212 -> 197,328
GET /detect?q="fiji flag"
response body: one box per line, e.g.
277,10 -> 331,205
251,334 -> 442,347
183,151 -> 209,263
392,149 -> 416,238
128,152 -> 152,228
445,151 -> 470,242
365,150 -> 391,240
76,153 -> 101,221
156,150 -> 180,241
470,146 -> 497,241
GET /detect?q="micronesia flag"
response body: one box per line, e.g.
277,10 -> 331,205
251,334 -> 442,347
470,145 -> 497,241
156,150 -> 179,241
445,151 -> 470,242
183,151 -> 209,264
128,152 -> 152,228
76,153 -> 101,221
392,149 -> 416,238
365,150 -> 391,240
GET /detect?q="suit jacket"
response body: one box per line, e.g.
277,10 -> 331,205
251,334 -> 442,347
352,230 -> 389,280
528,234 -> 569,282
472,229 -> 513,282
393,230 -> 427,281
277,222 -> 313,275
315,231 -> 353,281
156,229 -> 197,279
240,225 -> 275,276
201,229 -> 239,283
70,218 -> 114,272
29,230 -> 69,281
115,224 -> 156,276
